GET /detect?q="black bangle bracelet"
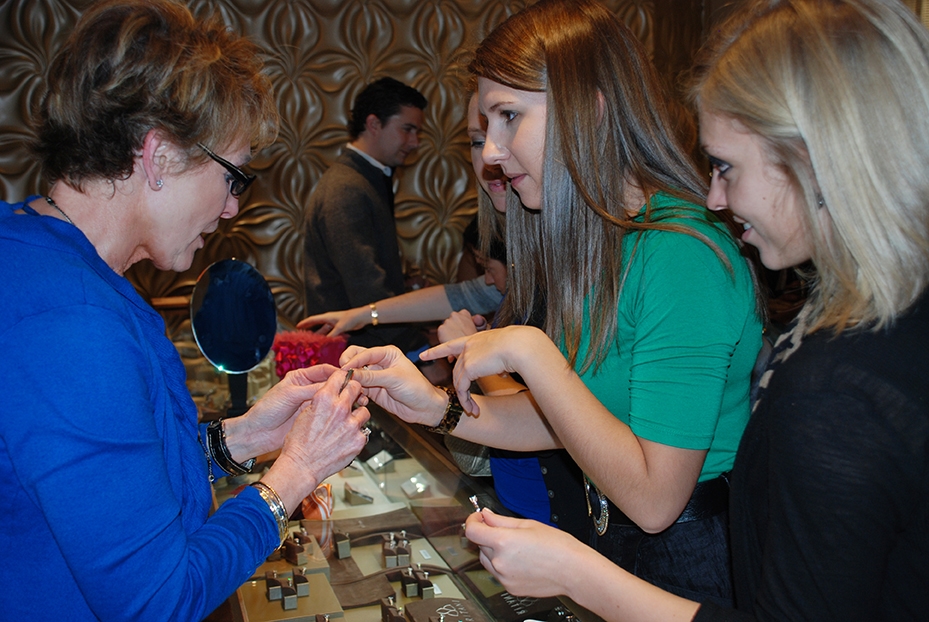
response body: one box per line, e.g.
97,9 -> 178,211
423,386 -> 464,435
206,419 -> 256,476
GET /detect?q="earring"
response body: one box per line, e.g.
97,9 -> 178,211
816,194 -> 825,208
156,179 -> 164,189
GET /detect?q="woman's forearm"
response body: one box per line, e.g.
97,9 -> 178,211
468,512 -> 701,622
503,334 -> 705,532
222,415 -> 273,463
563,544 -> 701,622
371,285 -> 454,324
449,391 -> 562,451
475,373 -> 526,396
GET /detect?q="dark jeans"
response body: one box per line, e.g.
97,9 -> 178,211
589,509 -> 734,607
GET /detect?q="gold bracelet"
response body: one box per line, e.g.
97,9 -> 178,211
251,481 -> 289,546
369,303 -> 379,326
423,386 -> 464,435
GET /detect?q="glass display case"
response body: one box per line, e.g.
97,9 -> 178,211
212,405 -> 597,622
176,260 -> 596,621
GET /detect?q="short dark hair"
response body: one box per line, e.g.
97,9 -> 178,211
463,217 -> 506,264
347,77 -> 427,139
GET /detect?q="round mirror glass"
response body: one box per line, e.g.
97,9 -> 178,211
190,259 -> 277,374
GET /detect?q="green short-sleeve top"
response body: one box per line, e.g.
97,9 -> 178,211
569,192 -> 762,481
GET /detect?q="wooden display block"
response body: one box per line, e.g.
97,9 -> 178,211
251,532 -> 331,582
236,572 -> 343,622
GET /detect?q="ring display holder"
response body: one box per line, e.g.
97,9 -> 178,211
212,406 -> 596,622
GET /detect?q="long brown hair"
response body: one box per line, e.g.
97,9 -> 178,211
470,0 -> 729,371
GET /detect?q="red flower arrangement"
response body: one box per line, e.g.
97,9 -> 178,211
271,331 -> 348,379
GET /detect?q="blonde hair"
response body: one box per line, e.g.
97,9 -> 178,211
694,0 -> 929,332
33,0 -> 278,188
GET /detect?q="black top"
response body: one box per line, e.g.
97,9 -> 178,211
303,150 -> 424,352
695,293 -> 929,621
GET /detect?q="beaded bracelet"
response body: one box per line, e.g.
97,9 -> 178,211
251,481 -> 289,546
422,386 -> 464,435
206,419 -> 256,476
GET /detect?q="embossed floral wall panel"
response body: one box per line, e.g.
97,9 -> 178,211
0,0 -> 704,335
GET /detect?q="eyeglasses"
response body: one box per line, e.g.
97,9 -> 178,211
197,143 -> 255,197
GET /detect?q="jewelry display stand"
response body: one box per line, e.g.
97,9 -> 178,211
211,407 -> 598,622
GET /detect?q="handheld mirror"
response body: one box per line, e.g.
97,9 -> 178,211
190,258 -> 276,374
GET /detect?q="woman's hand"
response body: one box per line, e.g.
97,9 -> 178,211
296,306 -> 369,336
262,370 -> 370,509
340,345 -> 451,426
422,325 -> 562,413
465,509 -> 579,598
277,370 -> 370,485
224,364 -> 341,460
437,309 -> 486,344
467,509 -> 701,621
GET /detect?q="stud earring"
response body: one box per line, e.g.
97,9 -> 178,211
156,179 -> 164,189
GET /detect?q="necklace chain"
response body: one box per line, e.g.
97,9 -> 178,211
44,195 -> 74,225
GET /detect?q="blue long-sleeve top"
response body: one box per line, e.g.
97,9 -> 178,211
0,199 -> 278,620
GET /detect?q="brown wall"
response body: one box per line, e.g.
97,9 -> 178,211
0,0 -> 705,336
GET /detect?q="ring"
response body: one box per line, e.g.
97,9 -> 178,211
362,427 -> 371,444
